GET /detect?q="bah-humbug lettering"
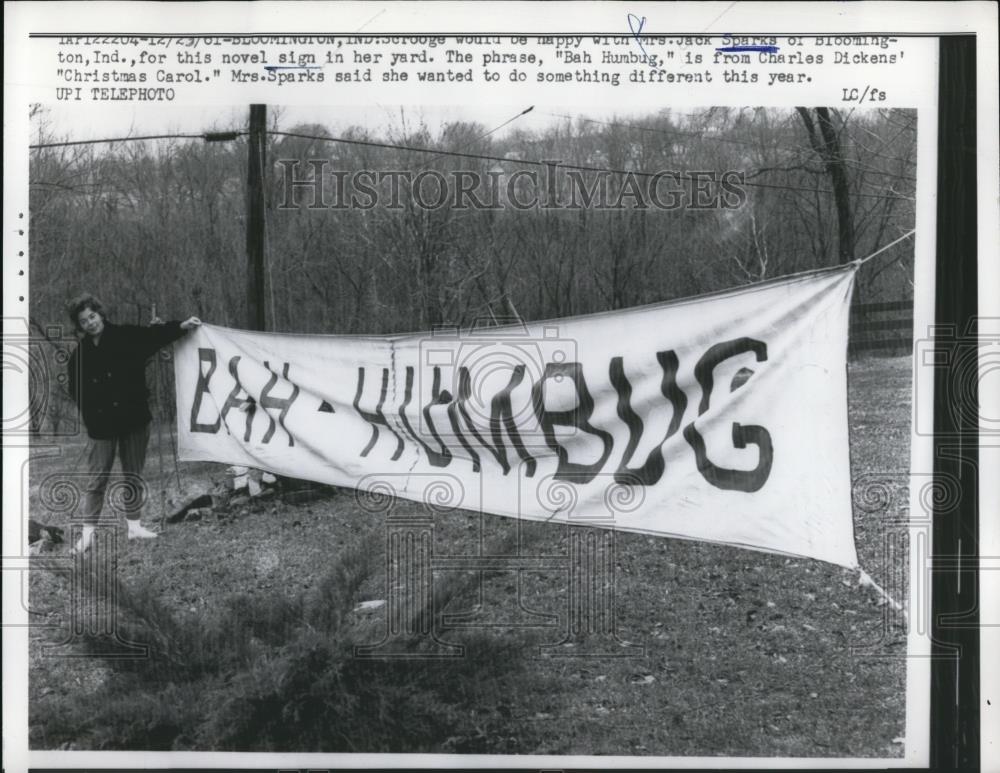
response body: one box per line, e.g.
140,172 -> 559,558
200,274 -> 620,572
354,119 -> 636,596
187,336 -> 773,493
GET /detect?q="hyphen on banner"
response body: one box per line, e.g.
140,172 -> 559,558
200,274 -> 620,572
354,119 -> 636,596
175,262 -> 859,568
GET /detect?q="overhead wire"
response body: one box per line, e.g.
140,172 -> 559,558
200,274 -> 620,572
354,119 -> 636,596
29,121 -> 915,202
408,105 -> 535,174
268,129 -> 913,201
28,133 -> 223,149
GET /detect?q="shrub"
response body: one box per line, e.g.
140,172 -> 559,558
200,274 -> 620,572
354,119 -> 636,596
38,532 -> 548,752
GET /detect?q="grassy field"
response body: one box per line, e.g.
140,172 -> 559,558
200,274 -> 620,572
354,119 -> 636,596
26,355 -> 912,756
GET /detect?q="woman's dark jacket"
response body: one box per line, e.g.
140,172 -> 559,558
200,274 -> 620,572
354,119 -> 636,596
68,321 -> 187,439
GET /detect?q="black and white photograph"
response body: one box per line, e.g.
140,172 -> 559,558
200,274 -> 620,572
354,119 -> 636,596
4,3 -> 996,771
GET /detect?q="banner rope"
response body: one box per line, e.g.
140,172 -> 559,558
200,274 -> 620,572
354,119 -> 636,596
853,230 -> 916,268
849,231 -> 914,614
857,568 -> 904,613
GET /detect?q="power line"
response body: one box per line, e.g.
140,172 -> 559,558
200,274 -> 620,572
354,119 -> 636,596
409,105 -> 535,175
478,104 -> 535,142
28,132 -> 241,149
28,124 -> 914,202
268,129 -> 913,201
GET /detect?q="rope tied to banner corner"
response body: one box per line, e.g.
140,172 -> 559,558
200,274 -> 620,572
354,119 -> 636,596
853,229 -> 916,269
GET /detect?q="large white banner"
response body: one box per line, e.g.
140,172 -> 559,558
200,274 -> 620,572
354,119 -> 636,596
175,264 -> 859,568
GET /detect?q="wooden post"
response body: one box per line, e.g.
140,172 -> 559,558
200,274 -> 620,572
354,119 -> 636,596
246,104 -> 267,331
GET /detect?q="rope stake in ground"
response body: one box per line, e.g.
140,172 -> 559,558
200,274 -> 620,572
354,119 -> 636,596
857,568 -> 904,613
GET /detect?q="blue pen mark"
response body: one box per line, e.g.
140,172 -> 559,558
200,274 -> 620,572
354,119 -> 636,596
627,13 -> 650,59
263,65 -> 323,71
715,45 -> 780,54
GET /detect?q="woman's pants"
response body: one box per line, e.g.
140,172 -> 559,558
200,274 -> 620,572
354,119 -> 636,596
80,423 -> 151,525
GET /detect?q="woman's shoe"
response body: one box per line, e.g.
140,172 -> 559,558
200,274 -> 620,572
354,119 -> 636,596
126,521 -> 158,540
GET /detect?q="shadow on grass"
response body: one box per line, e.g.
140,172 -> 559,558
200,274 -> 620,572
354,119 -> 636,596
37,533 -> 548,752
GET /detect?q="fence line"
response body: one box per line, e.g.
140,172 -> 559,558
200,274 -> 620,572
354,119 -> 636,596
850,299 -> 913,355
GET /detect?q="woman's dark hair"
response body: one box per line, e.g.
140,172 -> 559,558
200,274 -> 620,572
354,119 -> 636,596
66,293 -> 107,330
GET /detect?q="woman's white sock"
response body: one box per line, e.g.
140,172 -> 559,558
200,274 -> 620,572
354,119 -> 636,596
73,525 -> 95,554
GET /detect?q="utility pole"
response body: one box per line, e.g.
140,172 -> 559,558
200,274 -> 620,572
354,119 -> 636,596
246,104 -> 267,330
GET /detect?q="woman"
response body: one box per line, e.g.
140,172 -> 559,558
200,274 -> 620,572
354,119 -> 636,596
66,294 -> 201,554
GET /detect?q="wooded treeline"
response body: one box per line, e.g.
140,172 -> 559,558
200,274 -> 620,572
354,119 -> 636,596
27,106 -> 915,430
30,106 -> 915,332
